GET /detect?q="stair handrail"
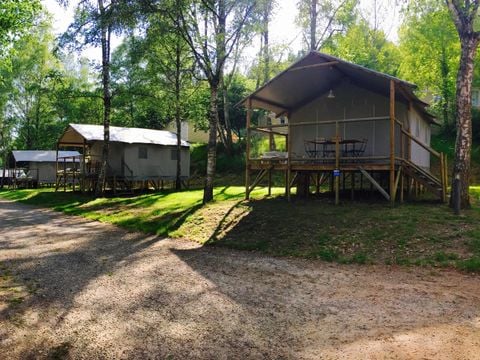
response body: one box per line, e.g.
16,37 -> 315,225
400,128 -> 440,158
396,118 -> 448,202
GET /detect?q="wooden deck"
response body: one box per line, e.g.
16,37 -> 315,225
246,156 -> 445,203
249,158 -> 396,172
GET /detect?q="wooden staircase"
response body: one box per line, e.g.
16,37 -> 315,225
402,160 -> 444,199
108,176 -> 134,195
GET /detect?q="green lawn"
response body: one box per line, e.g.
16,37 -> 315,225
2,186 -> 480,272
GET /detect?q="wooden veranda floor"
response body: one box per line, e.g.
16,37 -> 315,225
246,157 -> 446,203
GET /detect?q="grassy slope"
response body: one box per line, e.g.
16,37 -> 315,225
2,186 -> 480,271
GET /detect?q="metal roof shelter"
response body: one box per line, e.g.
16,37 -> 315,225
12,150 -> 80,163
58,124 -> 189,147
240,51 -> 437,124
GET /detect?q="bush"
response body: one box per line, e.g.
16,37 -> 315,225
190,142 -> 245,176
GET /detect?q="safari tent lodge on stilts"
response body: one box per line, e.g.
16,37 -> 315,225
7,150 -> 80,188
56,124 -> 190,193
241,51 -> 448,204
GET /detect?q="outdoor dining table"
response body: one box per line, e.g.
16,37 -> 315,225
305,138 -> 366,158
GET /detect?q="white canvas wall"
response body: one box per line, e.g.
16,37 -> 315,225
289,80 -> 429,168
28,161 -> 77,183
90,141 -> 190,179
408,107 -> 431,169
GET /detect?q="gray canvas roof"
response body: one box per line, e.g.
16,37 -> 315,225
12,150 -> 80,163
241,51 -> 437,124
59,124 -> 189,147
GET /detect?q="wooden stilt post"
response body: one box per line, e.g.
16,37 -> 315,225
13,159 -> 16,190
389,79 -> 396,206
82,141 -> 87,193
440,153 -> 446,203
268,169 -> 272,196
245,98 -> 252,200
351,172 -> 355,201
55,143 -> 59,192
335,121 -> 340,205
73,157 -> 76,192
63,157 -> 67,192
287,113 -> 292,201
444,155 -> 448,201
400,173 -> 404,203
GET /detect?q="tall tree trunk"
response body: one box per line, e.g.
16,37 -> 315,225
34,98 -> 41,149
262,1 -> 275,151
255,35 -> 264,89
1,152 -> 6,189
451,38 -> 478,208
263,7 -> 270,84
96,0 -> 111,197
175,38 -> 182,191
310,0 -> 317,51
217,0 -> 232,155
221,75 -> 233,153
26,115 -> 32,149
1,127 -> 5,189
440,46 -> 451,127
204,83 -> 219,203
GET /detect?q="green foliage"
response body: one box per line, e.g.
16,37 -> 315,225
218,74 -> 251,138
0,0 -> 41,58
0,17 -> 101,151
296,0 -> 358,50
323,19 -> 400,75
398,1 -> 459,128
190,143 -> 245,176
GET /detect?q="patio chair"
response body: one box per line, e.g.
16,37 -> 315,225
304,140 -> 317,158
353,138 -> 368,157
322,137 -> 339,160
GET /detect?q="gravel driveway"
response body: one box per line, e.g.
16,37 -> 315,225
1,198 -> 480,359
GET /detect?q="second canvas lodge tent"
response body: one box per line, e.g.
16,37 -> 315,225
57,124 -> 190,191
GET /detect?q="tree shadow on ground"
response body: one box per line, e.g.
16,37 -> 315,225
171,244 -> 480,358
0,200 -> 163,341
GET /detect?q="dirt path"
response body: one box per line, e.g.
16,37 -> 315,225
1,199 -> 480,359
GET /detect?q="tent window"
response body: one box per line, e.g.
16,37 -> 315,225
138,146 -> 148,159
171,149 -> 178,161
473,89 -> 480,107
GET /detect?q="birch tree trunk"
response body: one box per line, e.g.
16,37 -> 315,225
310,0 -> 317,51
95,0 -> 111,196
203,84 -> 219,203
175,37 -> 182,191
451,37 -> 478,208
222,76 -> 233,152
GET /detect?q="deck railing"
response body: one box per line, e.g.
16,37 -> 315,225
246,115 -> 447,202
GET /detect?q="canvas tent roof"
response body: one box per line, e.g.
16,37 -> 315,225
240,51 -> 437,124
12,150 -> 80,163
58,124 -> 189,147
